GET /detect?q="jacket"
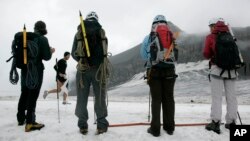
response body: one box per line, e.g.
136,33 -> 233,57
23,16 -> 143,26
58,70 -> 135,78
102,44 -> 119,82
140,35 -> 150,61
203,21 -> 237,78
33,32 -> 52,70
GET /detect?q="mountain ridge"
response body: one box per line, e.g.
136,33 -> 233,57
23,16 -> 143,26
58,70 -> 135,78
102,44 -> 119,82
108,26 -> 250,87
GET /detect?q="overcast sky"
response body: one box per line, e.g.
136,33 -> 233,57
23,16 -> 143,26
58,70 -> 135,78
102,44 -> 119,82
0,0 -> 250,94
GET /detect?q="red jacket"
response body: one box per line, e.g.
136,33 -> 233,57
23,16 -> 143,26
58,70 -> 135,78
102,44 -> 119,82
203,21 -> 230,60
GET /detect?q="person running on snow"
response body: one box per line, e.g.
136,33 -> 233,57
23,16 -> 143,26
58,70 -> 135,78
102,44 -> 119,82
16,21 -> 55,132
140,15 -> 177,137
71,11 -> 109,135
204,18 -> 239,134
43,51 -> 71,104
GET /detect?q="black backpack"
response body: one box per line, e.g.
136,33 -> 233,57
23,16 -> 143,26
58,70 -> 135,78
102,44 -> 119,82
7,31 -> 40,88
11,32 -> 40,69
214,32 -> 244,76
84,20 -> 104,66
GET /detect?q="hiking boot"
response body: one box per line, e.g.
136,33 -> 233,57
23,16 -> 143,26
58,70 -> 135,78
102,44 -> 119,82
62,101 -> 71,105
225,121 -> 236,130
43,91 -> 48,99
164,129 -> 174,135
25,122 -> 45,132
163,127 -> 174,135
79,128 -> 88,135
166,130 -> 174,135
205,120 -> 221,134
95,128 -> 108,135
147,127 -> 160,137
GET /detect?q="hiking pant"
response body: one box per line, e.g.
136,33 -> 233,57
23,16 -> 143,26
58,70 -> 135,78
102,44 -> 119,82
210,75 -> 238,124
17,68 -> 43,124
75,67 -> 109,129
148,67 -> 176,133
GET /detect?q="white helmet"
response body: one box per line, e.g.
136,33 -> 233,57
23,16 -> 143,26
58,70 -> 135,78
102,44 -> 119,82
86,11 -> 99,21
208,18 -> 218,26
209,17 -> 226,26
217,17 -> 225,22
153,15 -> 167,24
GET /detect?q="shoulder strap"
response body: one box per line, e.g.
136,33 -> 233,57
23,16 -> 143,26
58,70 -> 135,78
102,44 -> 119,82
100,28 -> 108,57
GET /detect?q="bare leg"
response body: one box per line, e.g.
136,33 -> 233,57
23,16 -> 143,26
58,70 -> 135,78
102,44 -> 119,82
63,92 -> 68,102
48,80 -> 64,94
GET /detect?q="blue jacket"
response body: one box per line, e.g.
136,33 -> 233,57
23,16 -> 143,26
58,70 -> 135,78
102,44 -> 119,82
140,35 -> 150,61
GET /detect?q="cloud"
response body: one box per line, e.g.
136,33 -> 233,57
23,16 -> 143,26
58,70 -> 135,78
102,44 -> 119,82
0,0 -> 250,95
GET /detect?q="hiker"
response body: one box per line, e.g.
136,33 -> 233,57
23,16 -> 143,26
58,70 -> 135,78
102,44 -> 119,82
43,51 -> 71,104
140,15 -> 177,137
72,11 -> 109,135
203,18 -> 241,134
15,21 -> 55,132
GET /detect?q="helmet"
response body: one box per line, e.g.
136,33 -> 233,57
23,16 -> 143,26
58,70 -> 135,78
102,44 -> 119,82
217,17 -> 225,22
209,17 -> 226,26
208,18 -> 218,26
153,15 -> 167,24
86,11 -> 99,21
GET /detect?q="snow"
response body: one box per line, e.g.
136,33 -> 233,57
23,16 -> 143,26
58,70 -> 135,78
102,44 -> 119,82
0,99 -> 250,141
1,60 -> 250,140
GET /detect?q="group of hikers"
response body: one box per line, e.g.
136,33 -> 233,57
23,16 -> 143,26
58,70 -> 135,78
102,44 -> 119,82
8,11 -> 244,137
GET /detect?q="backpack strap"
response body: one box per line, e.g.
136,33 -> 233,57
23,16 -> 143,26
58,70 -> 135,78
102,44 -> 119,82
100,28 -> 108,57
228,70 -> 231,79
209,61 -> 212,69
244,64 -> 247,75
156,33 -> 164,51
220,69 -> 232,79
6,56 -> 14,62
220,69 -> 225,77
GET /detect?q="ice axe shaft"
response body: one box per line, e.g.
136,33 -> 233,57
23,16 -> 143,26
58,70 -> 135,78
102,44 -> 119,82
79,11 -> 90,57
23,24 -> 27,65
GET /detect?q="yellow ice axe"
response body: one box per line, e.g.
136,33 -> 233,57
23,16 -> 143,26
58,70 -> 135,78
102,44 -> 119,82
79,11 -> 90,57
23,24 -> 27,64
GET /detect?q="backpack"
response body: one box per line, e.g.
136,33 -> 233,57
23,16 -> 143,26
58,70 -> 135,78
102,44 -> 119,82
74,20 -> 105,71
149,32 -> 164,62
7,31 -> 40,89
214,32 -> 244,75
11,32 -> 40,69
149,23 -> 174,64
155,24 -> 173,49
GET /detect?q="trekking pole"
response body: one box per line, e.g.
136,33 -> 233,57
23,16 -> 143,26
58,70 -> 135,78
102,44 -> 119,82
56,58 -> 61,123
93,94 -> 97,124
148,91 -> 151,122
248,63 -> 250,75
144,74 -> 151,122
237,111 -> 243,125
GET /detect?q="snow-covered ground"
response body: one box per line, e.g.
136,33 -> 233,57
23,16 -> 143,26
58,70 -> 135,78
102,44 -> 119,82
0,99 -> 250,141
0,60 -> 249,140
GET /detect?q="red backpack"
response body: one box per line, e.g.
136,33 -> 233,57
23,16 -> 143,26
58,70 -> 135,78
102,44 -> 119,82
155,23 -> 173,49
